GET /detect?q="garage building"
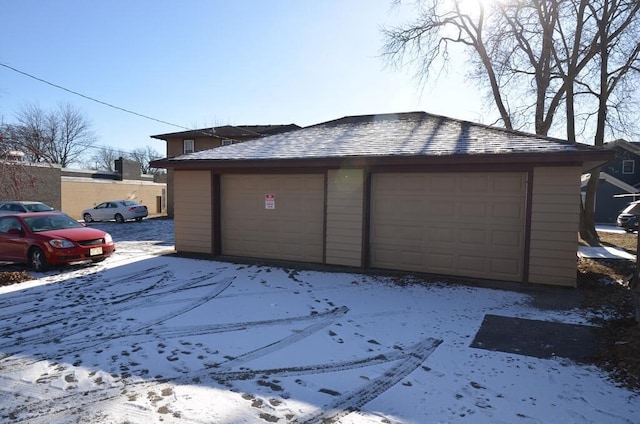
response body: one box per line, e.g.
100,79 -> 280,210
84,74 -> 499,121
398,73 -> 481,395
152,112 -> 613,287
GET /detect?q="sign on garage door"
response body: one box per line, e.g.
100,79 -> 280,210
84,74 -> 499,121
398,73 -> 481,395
371,173 -> 526,282
221,174 -> 324,263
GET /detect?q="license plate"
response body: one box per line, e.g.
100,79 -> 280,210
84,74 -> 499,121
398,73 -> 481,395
89,247 -> 103,256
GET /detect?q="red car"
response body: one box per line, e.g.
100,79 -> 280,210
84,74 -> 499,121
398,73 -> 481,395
0,212 -> 116,271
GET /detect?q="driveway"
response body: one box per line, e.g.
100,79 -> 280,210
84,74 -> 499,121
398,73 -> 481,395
0,218 -> 637,423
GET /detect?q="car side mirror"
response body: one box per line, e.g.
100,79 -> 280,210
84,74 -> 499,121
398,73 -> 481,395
7,228 -> 23,235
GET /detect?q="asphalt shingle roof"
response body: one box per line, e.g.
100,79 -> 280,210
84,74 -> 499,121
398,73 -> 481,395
174,112 -> 602,162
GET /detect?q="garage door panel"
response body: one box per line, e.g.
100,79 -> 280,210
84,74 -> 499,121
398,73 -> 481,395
492,201 -> 524,219
461,201 -> 488,218
460,229 -> 488,245
491,258 -> 521,275
374,223 -> 405,239
429,202 -> 456,216
222,174 -> 324,263
372,247 -> 396,264
373,225 -> 424,243
459,255 -> 485,272
427,253 -> 455,270
429,175 -> 455,191
494,175 -> 525,193
371,172 -> 526,282
395,226 -> 423,241
462,176 -> 489,192
429,226 -> 456,243
492,230 -> 522,247
227,220 -> 260,232
399,251 -> 423,267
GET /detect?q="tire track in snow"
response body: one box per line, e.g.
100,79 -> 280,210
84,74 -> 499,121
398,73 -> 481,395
0,264 -> 169,313
51,338 -> 438,423
297,337 -> 443,424
108,265 -> 229,304
38,276 -> 236,359
0,270 -> 221,349
203,337 -> 441,383
0,272 -> 231,371
0,265 -> 171,336
0,269 -> 173,340
0,268 -> 176,351
2,305 -> 349,420
68,305 -> 350,350
215,306 -> 350,371
0,338 -> 441,424
0,377 -> 155,423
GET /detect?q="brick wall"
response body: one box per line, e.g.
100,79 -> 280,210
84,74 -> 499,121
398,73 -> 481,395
0,162 -> 62,209
1,161 -> 165,217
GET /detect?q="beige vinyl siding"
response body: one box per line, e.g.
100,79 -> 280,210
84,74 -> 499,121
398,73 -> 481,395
61,178 -> 165,220
221,174 -> 324,263
325,169 -> 364,267
528,166 -> 581,287
174,170 -> 212,254
165,137 -> 228,217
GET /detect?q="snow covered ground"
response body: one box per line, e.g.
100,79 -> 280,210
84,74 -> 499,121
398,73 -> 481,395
0,218 -> 637,423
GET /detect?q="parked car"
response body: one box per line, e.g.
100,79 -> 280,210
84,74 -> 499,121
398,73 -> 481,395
82,200 -> 148,223
616,201 -> 640,232
0,201 -> 56,215
0,212 -> 115,271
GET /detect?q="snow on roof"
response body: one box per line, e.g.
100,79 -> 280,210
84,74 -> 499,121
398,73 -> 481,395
169,112 -> 602,162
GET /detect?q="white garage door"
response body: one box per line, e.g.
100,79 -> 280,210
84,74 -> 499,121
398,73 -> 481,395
221,174 -> 324,263
371,172 -> 526,281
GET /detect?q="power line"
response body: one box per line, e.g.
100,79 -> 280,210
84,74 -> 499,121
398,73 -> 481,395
0,62 -> 193,131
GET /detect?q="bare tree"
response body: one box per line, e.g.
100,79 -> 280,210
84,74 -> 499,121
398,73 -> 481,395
84,145 -> 166,175
128,145 -> 164,174
86,146 -> 126,172
51,103 -> 97,167
0,118 -> 36,199
384,0 -> 515,129
10,103 -> 55,163
576,0 -> 640,240
383,0 -> 640,242
10,102 -> 97,168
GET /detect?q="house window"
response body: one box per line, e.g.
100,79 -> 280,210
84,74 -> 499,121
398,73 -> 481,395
623,160 -> 635,174
183,139 -> 195,154
221,139 -> 233,146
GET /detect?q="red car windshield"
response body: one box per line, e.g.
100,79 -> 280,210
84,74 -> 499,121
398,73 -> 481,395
24,215 -> 84,232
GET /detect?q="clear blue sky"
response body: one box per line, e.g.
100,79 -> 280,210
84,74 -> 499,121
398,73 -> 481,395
0,0 -> 486,158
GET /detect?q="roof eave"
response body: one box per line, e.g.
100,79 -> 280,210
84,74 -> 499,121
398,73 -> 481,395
604,139 -> 640,155
151,150 -> 615,172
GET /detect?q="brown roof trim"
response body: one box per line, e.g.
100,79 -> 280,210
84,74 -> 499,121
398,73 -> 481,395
149,126 -> 263,140
151,150 -> 613,173
150,124 -> 301,140
150,128 -> 219,140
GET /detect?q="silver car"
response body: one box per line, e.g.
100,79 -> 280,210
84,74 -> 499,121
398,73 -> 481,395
616,201 -> 640,233
82,200 -> 148,223
0,201 -> 56,215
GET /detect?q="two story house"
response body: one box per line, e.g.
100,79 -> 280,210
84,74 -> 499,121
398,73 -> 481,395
583,139 -> 640,223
